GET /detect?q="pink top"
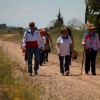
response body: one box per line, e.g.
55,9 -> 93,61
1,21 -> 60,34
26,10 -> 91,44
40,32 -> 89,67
82,33 -> 100,51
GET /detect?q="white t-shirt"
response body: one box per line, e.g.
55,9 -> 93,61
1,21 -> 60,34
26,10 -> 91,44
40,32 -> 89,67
57,36 -> 72,56
41,36 -> 46,50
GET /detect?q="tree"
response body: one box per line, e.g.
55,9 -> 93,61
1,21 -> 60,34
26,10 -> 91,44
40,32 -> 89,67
67,18 -> 82,29
53,9 -> 64,28
0,23 -> 7,28
79,23 -> 86,30
47,20 -> 56,28
85,0 -> 100,38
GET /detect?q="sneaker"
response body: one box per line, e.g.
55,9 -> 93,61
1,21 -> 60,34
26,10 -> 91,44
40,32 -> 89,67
40,64 -> 43,66
46,59 -> 48,62
92,73 -> 96,75
29,73 -> 32,76
65,71 -> 70,76
24,60 -> 28,64
34,70 -> 38,75
61,73 -> 64,75
69,62 -> 71,65
43,62 -> 46,64
85,71 -> 89,75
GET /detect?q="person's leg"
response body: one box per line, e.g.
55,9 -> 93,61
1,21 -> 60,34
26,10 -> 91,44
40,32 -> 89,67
25,52 -> 27,61
26,48 -> 33,75
65,55 -> 70,71
45,50 -> 49,62
85,53 -> 91,74
40,51 -> 43,66
24,52 -> 28,64
34,47 -> 39,75
91,49 -> 97,75
69,51 -> 72,65
49,47 -> 51,53
42,51 -> 45,64
59,56 -> 64,74
43,51 -> 46,63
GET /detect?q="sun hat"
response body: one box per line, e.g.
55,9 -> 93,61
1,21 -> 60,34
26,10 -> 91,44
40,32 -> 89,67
86,24 -> 96,29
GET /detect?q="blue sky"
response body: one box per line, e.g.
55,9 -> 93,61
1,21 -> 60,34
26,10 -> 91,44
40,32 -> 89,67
0,0 -> 86,29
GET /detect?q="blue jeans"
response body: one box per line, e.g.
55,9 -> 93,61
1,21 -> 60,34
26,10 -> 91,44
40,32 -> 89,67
39,50 -> 45,65
24,52 -> 27,61
26,47 -> 39,73
59,55 -> 70,74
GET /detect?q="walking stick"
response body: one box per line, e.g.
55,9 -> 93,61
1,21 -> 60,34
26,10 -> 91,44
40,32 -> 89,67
81,31 -> 89,74
81,46 -> 85,75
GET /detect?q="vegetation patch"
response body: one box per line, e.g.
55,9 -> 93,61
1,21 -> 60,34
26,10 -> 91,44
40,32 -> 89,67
0,47 -> 45,100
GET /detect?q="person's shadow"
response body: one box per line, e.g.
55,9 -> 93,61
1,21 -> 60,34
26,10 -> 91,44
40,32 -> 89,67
36,74 -> 52,77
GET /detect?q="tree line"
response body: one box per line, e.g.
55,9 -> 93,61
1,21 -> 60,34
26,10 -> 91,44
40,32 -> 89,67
85,0 -> 100,38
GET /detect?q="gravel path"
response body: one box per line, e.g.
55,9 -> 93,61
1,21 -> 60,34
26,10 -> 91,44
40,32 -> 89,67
0,40 -> 100,100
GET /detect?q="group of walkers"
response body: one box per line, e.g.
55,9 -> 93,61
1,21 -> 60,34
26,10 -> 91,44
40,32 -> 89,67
21,21 -> 100,76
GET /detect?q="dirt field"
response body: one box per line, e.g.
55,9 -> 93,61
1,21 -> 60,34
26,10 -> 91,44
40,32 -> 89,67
0,40 -> 100,100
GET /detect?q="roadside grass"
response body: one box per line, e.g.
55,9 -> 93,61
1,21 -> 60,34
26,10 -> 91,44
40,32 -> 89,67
0,47 -> 45,100
0,27 -> 24,43
3,33 -> 23,43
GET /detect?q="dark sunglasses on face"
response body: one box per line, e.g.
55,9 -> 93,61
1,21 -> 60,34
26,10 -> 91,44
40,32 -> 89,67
29,25 -> 34,27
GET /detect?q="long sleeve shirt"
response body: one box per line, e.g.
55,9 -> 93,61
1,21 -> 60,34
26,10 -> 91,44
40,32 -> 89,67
22,28 -> 41,48
82,33 -> 100,51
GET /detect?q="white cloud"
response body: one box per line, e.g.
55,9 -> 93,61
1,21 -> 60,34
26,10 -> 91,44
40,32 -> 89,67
14,10 -> 46,17
74,4 -> 84,7
0,11 -> 11,16
65,4 -> 72,7
12,3 -> 27,6
64,12 -> 83,17
22,8 -> 32,11
66,4 -> 84,8
37,5 -> 48,9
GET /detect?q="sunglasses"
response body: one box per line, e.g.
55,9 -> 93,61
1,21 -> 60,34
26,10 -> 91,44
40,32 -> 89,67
29,25 -> 34,27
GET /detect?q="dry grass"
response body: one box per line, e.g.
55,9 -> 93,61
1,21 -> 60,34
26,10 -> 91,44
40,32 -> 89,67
0,47 -> 45,100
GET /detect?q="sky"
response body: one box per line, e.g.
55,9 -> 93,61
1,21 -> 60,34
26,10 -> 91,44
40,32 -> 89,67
0,0 -> 86,29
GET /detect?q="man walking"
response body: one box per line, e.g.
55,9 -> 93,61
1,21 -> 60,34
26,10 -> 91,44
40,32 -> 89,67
22,21 -> 41,76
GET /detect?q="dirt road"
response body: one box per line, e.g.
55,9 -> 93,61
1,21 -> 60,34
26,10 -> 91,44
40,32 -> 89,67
0,40 -> 100,100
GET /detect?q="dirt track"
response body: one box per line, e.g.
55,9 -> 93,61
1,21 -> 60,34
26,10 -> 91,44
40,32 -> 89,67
0,40 -> 100,100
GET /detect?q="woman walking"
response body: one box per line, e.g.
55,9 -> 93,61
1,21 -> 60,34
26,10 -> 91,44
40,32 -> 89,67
56,28 -> 72,76
66,27 -> 74,65
82,24 -> 100,75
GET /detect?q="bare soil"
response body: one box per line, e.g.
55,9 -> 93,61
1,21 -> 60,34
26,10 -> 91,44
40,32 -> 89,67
0,40 -> 100,100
